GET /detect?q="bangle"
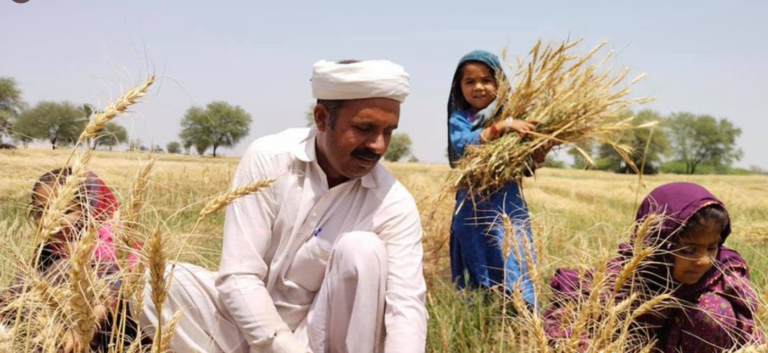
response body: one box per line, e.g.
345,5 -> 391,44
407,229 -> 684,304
506,116 -> 513,132
480,130 -> 488,144
490,124 -> 499,136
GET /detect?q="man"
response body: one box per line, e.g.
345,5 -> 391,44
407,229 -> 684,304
141,59 -> 427,353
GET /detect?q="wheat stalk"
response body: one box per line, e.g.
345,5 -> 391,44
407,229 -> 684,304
153,310 -> 183,353
198,179 -> 275,219
68,226 -> 97,348
37,149 -> 92,243
77,76 -> 155,146
146,225 -> 169,345
116,158 -> 156,262
630,294 -> 672,321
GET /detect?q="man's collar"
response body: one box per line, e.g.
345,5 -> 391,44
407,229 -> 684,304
291,128 -> 378,189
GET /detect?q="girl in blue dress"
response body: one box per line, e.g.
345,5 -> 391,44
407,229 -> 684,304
448,50 -> 549,306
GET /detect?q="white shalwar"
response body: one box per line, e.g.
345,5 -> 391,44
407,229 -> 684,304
140,128 -> 427,353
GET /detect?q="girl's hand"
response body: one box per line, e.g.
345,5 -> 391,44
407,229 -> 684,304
60,332 -> 82,353
60,305 -> 107,352
482,119 -> 541,144
509,119 -> 539,137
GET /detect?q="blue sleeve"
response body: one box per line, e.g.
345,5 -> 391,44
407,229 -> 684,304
449,111 -> 482,159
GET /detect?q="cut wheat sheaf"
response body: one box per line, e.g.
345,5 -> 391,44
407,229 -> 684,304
449,39 -> 657,196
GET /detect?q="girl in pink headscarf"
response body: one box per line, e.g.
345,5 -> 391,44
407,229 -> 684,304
3,168 -> 145,351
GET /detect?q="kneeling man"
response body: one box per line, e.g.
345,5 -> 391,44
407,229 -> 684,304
141,59 -> 427,353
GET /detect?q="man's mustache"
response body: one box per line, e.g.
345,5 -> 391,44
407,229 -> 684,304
352,148 -> 382,161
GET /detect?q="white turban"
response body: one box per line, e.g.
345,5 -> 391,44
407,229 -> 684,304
311,60 -> 410,103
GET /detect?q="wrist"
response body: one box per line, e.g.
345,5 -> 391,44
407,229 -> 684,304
489,123 -> 500,138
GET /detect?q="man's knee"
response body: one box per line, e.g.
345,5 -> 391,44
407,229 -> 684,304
331,231 -> 387,275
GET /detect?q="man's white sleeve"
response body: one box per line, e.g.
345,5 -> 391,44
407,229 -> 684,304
216,145 -> 306,353
379,192 -> 428,353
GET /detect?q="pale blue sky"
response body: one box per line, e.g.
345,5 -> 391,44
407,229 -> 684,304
2,1 -> 767,169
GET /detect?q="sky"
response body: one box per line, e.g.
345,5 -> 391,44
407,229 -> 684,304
2,0 -> 767,169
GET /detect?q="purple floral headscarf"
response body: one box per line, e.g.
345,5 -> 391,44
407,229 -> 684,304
546,182 -> 763,352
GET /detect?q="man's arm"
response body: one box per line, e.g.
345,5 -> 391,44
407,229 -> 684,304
378,190 -> 428,353
216,144 -> 307,353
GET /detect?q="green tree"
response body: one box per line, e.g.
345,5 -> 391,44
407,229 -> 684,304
94,122 -> 128,151
666,112 -> 742,174
182,138 -> 193,155
384,133 -> 412,162
0,77 -> 25,142
13,101 -> 86,149
194,139 -> 210,156
179,101 -> 252,157
597,110 -> 669,174
166,141 -> 182,154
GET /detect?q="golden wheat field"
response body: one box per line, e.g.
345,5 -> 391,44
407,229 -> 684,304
1,148 -> 767,352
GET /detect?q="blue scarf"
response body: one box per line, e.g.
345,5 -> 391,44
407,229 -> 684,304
447,50 -> 509,167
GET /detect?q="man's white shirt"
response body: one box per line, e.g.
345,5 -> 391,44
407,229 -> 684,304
216,127 -> 427,352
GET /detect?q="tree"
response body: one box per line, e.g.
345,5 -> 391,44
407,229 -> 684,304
194,139 -> 210,156
128,139 -> 146,152
182,138 -> 193,155
13,101 -> 86,149
384,133 -> 412,162
179,101 -> 252,157
166,141 -> 182,154
0,77 -> 25,142
666,112 -> 742,174
596,110 -> 669,174
94,122 -> 128,151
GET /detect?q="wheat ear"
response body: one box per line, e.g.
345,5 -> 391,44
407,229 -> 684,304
68,227 -> 97,347
77,76 -> 155,145
198,179 -> 275,219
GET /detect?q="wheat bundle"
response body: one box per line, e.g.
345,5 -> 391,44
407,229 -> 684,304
450,39 -> 655,195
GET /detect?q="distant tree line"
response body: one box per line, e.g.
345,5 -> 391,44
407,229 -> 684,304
559,109 -> 746,175
0,76 -> 253,157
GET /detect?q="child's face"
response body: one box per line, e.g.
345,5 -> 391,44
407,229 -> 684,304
671,223 -> 721,285
460,62 -> 497,112
31,183 -> 84,242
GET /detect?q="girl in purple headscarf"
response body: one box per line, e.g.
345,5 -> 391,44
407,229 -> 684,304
544,182 -> 764,352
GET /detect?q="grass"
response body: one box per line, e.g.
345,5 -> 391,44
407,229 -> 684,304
1,148 -> 767,352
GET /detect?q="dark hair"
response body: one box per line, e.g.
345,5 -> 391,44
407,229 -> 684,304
451,60 -> 496,112
314,59 -> 361,129
678,205 -> 729,240
316,99 -> 345,129
27,167 -> 82,221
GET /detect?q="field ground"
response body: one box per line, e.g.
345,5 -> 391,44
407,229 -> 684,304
1,148 -> 767,352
